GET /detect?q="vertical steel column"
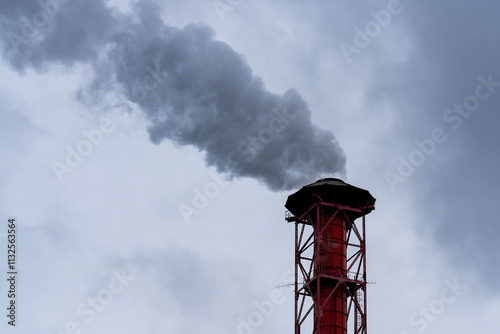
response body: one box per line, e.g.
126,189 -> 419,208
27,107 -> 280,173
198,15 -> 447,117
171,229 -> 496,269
295,219 -> 299,334
315,204 -> 321,334
362,214 -> 367,333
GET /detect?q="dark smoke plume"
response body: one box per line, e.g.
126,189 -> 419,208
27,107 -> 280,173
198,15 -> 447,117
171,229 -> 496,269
0,0 -> 346,191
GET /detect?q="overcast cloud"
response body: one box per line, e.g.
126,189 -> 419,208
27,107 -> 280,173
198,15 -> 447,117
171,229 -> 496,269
1,1 -> 499,333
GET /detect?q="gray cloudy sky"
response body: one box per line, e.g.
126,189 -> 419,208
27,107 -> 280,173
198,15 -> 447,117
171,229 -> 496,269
1,0 -> 499,333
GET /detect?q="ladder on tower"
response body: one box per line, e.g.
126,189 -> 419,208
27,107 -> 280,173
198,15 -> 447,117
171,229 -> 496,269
355,289 -> 363,332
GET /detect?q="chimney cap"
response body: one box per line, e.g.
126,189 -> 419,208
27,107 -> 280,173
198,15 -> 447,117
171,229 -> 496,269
285,178 -> 376,218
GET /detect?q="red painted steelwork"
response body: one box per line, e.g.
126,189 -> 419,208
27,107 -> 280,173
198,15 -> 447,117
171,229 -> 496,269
317,211 -> 348,334
285,178 -> 375,334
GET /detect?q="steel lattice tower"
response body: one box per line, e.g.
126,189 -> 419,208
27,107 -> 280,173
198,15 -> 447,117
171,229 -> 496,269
285,178 -> 375,334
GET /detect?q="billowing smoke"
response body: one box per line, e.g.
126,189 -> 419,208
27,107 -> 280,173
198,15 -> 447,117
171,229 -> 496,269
0,0 -> 346,191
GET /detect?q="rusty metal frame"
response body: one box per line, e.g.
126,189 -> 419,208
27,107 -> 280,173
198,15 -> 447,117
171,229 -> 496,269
289,202 -> 368,334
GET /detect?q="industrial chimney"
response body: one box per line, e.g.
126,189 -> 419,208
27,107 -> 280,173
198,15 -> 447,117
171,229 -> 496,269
285,178 -> 375,334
